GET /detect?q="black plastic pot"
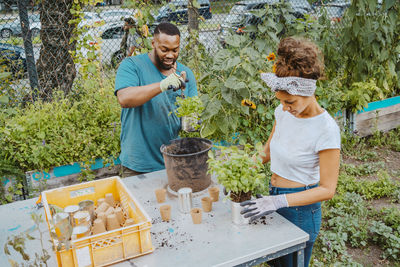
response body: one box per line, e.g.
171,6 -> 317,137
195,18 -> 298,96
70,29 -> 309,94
160,138 -> 213,193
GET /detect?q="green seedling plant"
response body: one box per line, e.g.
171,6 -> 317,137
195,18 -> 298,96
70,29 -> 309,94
207,142 -> 266,202
174,95 -> 204,132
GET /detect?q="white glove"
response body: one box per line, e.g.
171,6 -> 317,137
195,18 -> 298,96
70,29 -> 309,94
240,194 -> 288,223
160,72 -> 185,92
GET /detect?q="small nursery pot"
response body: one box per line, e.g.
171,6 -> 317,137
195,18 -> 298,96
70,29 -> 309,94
106,214 -> 120,231
105,193 -> 116,207
95,202 -> 110,215
124,218 -> 135,226
231,201 -> 249,225
190,208 -> 202,224
208,187 -> 220,202
97,212 -> 107,225
201,197 -> 212,212
159,205 -> 171,222
92,218 -> 106,235
114,207 -> 124,225
155,188 -> 167,203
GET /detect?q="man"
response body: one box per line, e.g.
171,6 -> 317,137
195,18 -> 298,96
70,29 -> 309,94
115,22 -> 198,177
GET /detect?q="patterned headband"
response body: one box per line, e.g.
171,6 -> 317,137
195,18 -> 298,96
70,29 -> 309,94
260,73 -> 317,96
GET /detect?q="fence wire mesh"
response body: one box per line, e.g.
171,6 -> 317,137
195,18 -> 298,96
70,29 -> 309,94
0,0 -> 349,104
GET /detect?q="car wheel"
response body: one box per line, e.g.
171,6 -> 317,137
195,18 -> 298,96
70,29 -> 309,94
1,29 -> 12,39
31,28 -> 40,37
111,50 -> 125,68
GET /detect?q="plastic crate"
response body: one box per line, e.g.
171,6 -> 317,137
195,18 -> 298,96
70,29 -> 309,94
42,176 -> 154,267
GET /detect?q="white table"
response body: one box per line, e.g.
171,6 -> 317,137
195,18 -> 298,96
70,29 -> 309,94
0,170 -> 309,267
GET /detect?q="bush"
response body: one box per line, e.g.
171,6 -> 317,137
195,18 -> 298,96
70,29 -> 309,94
0,76 -> 121,173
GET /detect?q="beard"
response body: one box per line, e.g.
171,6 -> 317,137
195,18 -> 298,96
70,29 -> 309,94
154,49 -> 177,70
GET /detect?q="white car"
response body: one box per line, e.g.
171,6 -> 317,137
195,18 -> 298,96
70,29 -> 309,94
100,9 -> 134,23
79,22 -> 125,66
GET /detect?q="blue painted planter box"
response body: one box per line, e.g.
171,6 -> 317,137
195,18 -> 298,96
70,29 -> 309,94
25,157 -> 121,190
348,96 -> 400,136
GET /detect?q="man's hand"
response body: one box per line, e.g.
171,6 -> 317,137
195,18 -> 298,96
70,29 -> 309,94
160,71 -> 186,92
240,194 -> 288,223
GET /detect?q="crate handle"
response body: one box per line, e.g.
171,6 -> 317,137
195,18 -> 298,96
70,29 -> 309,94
70,186 -> 95,198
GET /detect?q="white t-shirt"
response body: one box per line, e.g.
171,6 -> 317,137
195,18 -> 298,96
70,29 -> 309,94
270,104 -> 341,185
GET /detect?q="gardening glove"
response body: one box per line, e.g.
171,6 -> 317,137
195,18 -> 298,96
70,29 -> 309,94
160,71 -> 186,92
240,194 -> 288,223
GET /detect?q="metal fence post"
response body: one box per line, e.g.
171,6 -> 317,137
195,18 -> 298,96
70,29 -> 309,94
17,0 -> 39,101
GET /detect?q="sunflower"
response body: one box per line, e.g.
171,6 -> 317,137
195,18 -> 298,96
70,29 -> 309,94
272,63 -> 277,73
241,99 -> 256,110
266,52 -> 276,61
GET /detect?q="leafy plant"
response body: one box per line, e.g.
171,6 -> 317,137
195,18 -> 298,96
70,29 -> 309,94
4,212 -> 51,267
207,142 -> 266,202
174,96 -> 204,131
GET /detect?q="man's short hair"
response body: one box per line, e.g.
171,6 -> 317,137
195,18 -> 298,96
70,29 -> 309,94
153,22 -> 180,37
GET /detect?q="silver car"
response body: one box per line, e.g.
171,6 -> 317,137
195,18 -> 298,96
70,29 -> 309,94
0,14 -> 41,38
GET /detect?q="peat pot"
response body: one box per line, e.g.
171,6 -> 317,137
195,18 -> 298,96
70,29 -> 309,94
160,138 -> 213,193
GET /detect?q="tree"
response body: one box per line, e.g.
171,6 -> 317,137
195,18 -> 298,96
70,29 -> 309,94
35,0 -> 76,101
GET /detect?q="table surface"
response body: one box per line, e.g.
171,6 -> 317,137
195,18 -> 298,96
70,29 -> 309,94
0,170 -> 309,267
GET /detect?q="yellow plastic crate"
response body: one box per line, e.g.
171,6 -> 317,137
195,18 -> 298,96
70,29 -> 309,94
42,176 -> 154,267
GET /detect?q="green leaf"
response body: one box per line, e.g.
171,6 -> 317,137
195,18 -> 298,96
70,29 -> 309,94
221,86 -> 233,104
200,122 -> 216,137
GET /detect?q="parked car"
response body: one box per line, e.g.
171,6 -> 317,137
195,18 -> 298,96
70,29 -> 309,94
100,9 -> 134,23
79,22 -> 124,67
0,13 -> 41,39
155,0 -> 212,24
0,43 -> 26,77
218,0 -> 311,45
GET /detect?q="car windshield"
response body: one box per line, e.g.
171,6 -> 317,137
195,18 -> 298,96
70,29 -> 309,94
225,4 -> 247,24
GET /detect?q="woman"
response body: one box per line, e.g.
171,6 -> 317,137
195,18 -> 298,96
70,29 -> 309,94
241,37 -> 341,267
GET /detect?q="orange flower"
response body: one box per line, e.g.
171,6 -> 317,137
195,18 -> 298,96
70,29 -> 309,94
272,63 -> 277,73
266,52 -> 276,61
241,99 -> 257,109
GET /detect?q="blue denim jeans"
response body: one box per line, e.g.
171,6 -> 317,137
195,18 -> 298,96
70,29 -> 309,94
268,183 -> 321,267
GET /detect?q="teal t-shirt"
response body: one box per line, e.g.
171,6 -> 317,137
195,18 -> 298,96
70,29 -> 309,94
115,53 -> 198,172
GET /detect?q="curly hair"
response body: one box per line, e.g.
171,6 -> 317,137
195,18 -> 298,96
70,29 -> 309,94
275,37 -> 324,80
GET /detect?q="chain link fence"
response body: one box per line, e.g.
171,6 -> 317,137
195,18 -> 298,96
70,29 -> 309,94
0,0 -> 347,104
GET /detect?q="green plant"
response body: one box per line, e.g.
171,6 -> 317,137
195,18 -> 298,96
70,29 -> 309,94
207,142 -> 266,202
4,212 -> 51,267
0,74 -> 120,178
174,96 -> 204,131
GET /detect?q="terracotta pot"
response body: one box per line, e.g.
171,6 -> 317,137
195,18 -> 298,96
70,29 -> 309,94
114,207 -> 124,225
105,193 -> 116,207
190,208 -> 202,224
159,205 -> 171,222
155,188 -> 167,203
208,186 -> 220,202
106,214 -> 120,231
92,218 -> 106,235
201,197 -> 212,212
